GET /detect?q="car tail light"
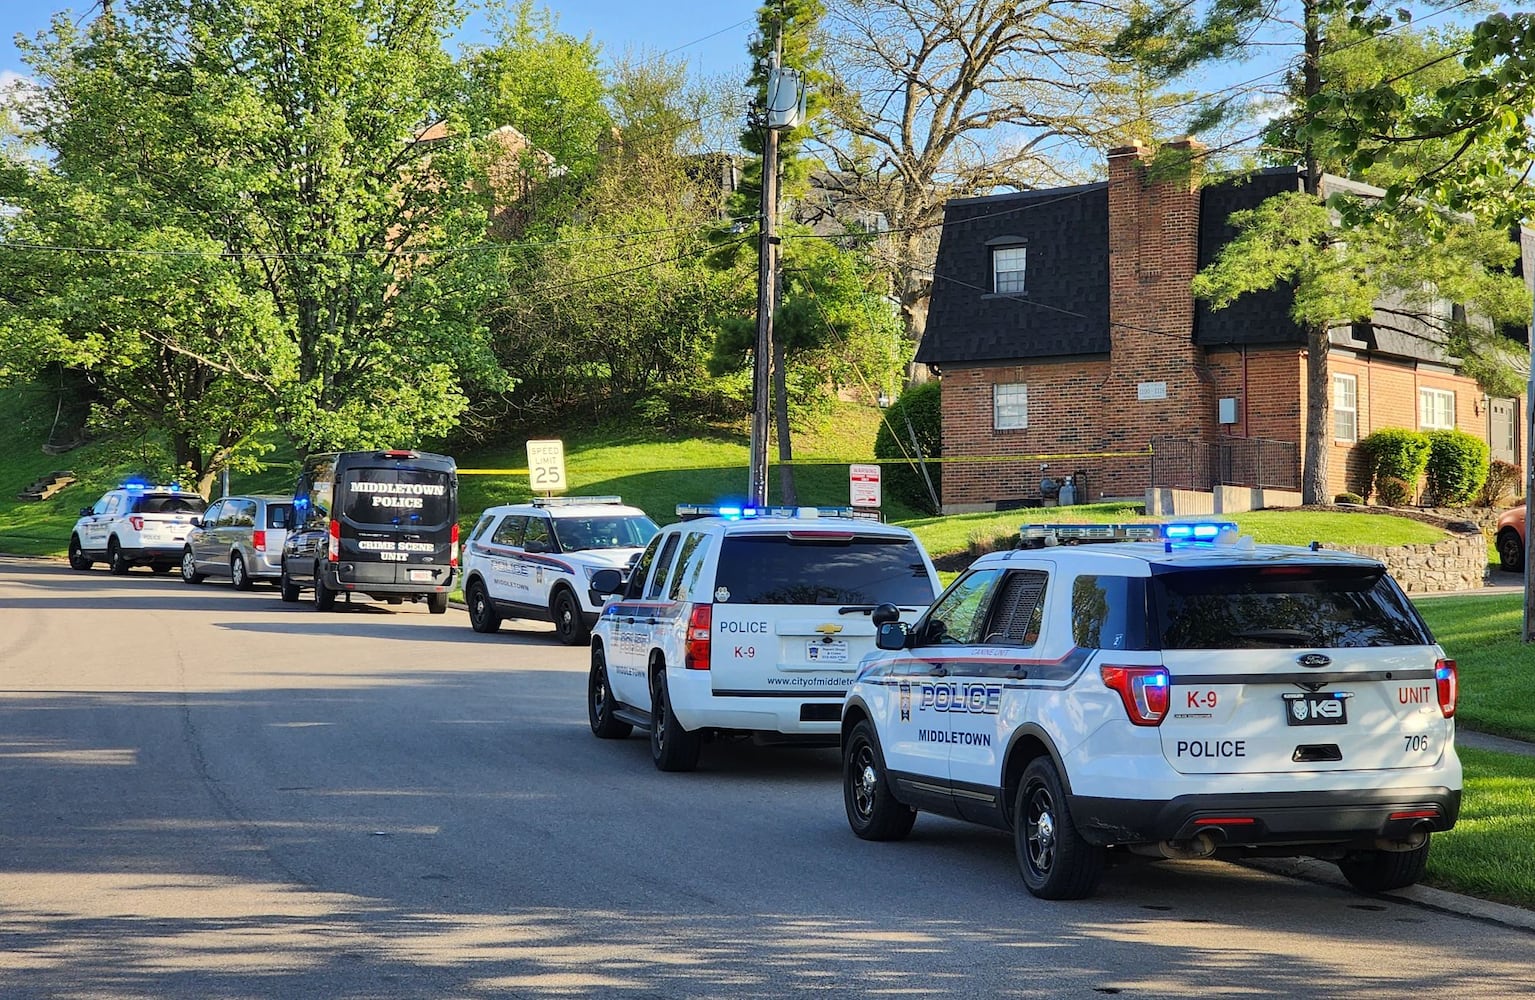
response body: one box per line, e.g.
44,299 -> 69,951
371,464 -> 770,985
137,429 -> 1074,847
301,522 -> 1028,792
1435,658 -> 1457,718
684,605 -> 712,670
253,529 -> 266,552
129,516 -> 144,531
327,519 -> 340,562
1101,665 -> 1171,726
450,523 -> 460,567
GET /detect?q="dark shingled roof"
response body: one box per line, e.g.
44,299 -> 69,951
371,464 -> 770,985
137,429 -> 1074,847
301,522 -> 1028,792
1193,168 -> 1307,347
918,182 -> 1109,366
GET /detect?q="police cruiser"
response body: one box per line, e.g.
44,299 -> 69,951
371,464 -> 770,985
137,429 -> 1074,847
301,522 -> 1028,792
69,481 -> 207,575
587,503 -> 941,771
460,496 -> 659,645
841,521 -> 1461,899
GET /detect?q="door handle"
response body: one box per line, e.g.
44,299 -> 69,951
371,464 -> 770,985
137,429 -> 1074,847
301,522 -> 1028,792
928,665 -> 949,678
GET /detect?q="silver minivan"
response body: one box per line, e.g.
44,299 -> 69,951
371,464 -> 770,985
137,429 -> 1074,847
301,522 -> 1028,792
180,494 -> 294,589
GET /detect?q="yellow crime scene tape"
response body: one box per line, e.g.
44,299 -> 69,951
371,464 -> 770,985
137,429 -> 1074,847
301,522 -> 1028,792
457,450 -> 1147,475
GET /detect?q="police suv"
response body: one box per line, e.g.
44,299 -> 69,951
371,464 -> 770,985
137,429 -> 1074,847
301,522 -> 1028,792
842,521 -> 1461,900
460,497 -> 659,645
69,482 -> 207,575
587,504 -> 942,771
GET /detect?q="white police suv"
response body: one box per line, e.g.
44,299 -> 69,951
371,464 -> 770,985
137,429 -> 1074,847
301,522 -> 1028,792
69,482 -> 208,575
587,504 -> 942,771
460,497 -> 659,644
842,521 -> 1461,900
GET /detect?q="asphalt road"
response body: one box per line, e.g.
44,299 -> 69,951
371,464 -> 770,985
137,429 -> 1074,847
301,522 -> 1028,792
0,557 -> 1531,999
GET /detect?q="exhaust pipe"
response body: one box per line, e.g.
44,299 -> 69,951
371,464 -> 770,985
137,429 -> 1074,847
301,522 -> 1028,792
1374,826 -> 1430,853
1153,831 -> 1221,860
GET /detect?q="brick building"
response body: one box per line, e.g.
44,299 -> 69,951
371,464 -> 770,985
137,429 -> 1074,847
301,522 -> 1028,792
917,141 -> 1531,511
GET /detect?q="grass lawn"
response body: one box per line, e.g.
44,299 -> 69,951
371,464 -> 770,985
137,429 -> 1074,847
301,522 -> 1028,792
1426,747 -> 1535,909
1414,594 -> 1535,742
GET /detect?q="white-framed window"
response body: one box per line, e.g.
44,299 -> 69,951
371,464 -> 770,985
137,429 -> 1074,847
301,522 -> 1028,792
1332,374 -> 1357,442
993,246 -> 1027,294
1419,387 -> 1455,430
994,383 -> 1028,430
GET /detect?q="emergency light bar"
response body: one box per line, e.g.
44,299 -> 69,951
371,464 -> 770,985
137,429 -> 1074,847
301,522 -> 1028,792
533,496 -> 624,507
676,503 -> 882,523
1020,521 -> 1240,548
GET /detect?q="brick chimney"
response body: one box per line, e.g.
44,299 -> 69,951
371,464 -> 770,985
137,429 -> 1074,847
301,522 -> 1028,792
1102,139 -> 1217,472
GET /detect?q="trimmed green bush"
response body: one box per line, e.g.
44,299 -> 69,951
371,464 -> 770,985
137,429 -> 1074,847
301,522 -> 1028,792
1334,492 -> 1364,505
874,381 -> 942,513
1480,459 -> 1521,508
1424,429 -> 1489,506
1362,428 -> 1430,504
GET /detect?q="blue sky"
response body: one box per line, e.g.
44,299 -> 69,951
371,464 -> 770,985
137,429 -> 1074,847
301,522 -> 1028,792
1,1 -> 760,87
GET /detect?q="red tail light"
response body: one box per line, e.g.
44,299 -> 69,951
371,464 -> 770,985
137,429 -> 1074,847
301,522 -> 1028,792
129,516 -> 144,531
1101,665 -> 1171,726
327,520 -> 340,562
1435,658 -> 1457,718
684,604 -> 712,670
450,522 -> 460,567
252,529 -> 266,552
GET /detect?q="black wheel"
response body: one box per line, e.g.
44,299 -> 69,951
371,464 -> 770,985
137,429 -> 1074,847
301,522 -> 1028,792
278,562 -> 300,602
466,580 -> 500,632
107,540 -> 130,576
844,720 -> 917,840
551,588 -> 589,646
1015,757 -> 1104,900
1497,528 -> 1524,573
231,554 -> 253,590
1338,839 -> 1431,893
180,548 -> 206,584
68,536 -> 93,571
589,646 -> 633,739
426,591 -> 448,615
649,667 -> 701,772
312,563 -> 336,611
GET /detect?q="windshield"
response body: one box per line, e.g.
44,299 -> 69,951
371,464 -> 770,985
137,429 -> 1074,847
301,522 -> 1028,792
1151,565 -> 1433,649
714,534 -> 935,606
552,514 -> 658,552
131,493 -> 207,515
341,468 -> 454,527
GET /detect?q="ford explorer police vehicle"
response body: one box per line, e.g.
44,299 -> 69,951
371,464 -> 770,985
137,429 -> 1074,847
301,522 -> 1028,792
841,521 -> 1461,900
587,504 -> 942,772
460,496 -> 659,644
69,482 -> 208,575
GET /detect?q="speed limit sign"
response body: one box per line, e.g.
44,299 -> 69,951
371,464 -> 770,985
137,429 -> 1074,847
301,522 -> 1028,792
526,439 -> 567,492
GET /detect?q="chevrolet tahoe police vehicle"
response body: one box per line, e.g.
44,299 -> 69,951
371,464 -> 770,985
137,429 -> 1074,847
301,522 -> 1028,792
587,504 -> 942,771
841,521 -> 1461,900
460,496 -> 659,644
69,482 -> 207,575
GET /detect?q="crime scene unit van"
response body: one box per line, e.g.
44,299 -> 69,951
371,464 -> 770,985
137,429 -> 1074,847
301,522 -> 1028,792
841,521 -> 1461,900
586,503 -> 942,772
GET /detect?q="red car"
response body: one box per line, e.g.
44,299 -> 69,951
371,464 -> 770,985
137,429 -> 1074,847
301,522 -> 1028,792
1496,505 -> 1527,572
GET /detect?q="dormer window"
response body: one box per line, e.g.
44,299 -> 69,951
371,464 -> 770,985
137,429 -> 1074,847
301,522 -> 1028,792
993,246 -> 1027,294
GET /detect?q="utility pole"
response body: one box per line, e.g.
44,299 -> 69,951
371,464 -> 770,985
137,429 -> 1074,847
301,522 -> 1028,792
1524,224 -> 1534,641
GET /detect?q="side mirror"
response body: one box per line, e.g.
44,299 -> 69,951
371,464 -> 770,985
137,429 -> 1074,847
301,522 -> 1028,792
870,602 -> 901,627
80,507 -> 93,517
590,568 -> 623,596
876,621 -> 910,651
190,516 -> 202,528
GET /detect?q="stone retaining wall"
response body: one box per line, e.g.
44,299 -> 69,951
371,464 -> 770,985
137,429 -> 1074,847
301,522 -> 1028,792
1332,530 -> 1488,593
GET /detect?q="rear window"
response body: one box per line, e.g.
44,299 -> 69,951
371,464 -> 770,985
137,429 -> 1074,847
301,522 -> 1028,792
1151,565 -> 1433,650
130,493 -> 207,515
714,533 -> 934,606
341,468 -> 454,526
265,503 -> 293,529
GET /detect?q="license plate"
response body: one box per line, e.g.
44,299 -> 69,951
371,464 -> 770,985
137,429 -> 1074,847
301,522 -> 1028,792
1284,692 -> 1349,726
408,569 -> 434,582
806,639 -> 848,663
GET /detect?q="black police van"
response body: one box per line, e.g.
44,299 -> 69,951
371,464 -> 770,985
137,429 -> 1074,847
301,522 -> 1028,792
279,449 -> 459,613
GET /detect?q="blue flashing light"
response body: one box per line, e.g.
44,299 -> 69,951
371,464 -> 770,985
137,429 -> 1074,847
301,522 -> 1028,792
1143,673 -> 1169,689
1159,521 -> 1238,542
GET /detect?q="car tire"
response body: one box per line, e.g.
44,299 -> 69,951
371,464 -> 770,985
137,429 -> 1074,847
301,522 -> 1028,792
588,646 -> 633,739
466,580 -> 500,633
649,667 -> 701,772
68,535 -> 93,571
231,554 -> 253,591
844,719 -> 917,841
551,588 -> 589,646
278,563 -> 300,603
180,548 -> 206,584
312,563 -> 336,611
107,540 -> 130,576
1497,528 -> 1524,573
1338,839 -> 1431,893
426,592 -> 448,615
1015,757 -> 1104,900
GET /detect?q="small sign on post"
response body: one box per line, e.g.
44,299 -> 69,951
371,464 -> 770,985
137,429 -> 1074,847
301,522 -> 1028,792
527,439 -> 567,493
850,463 -> 882,508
